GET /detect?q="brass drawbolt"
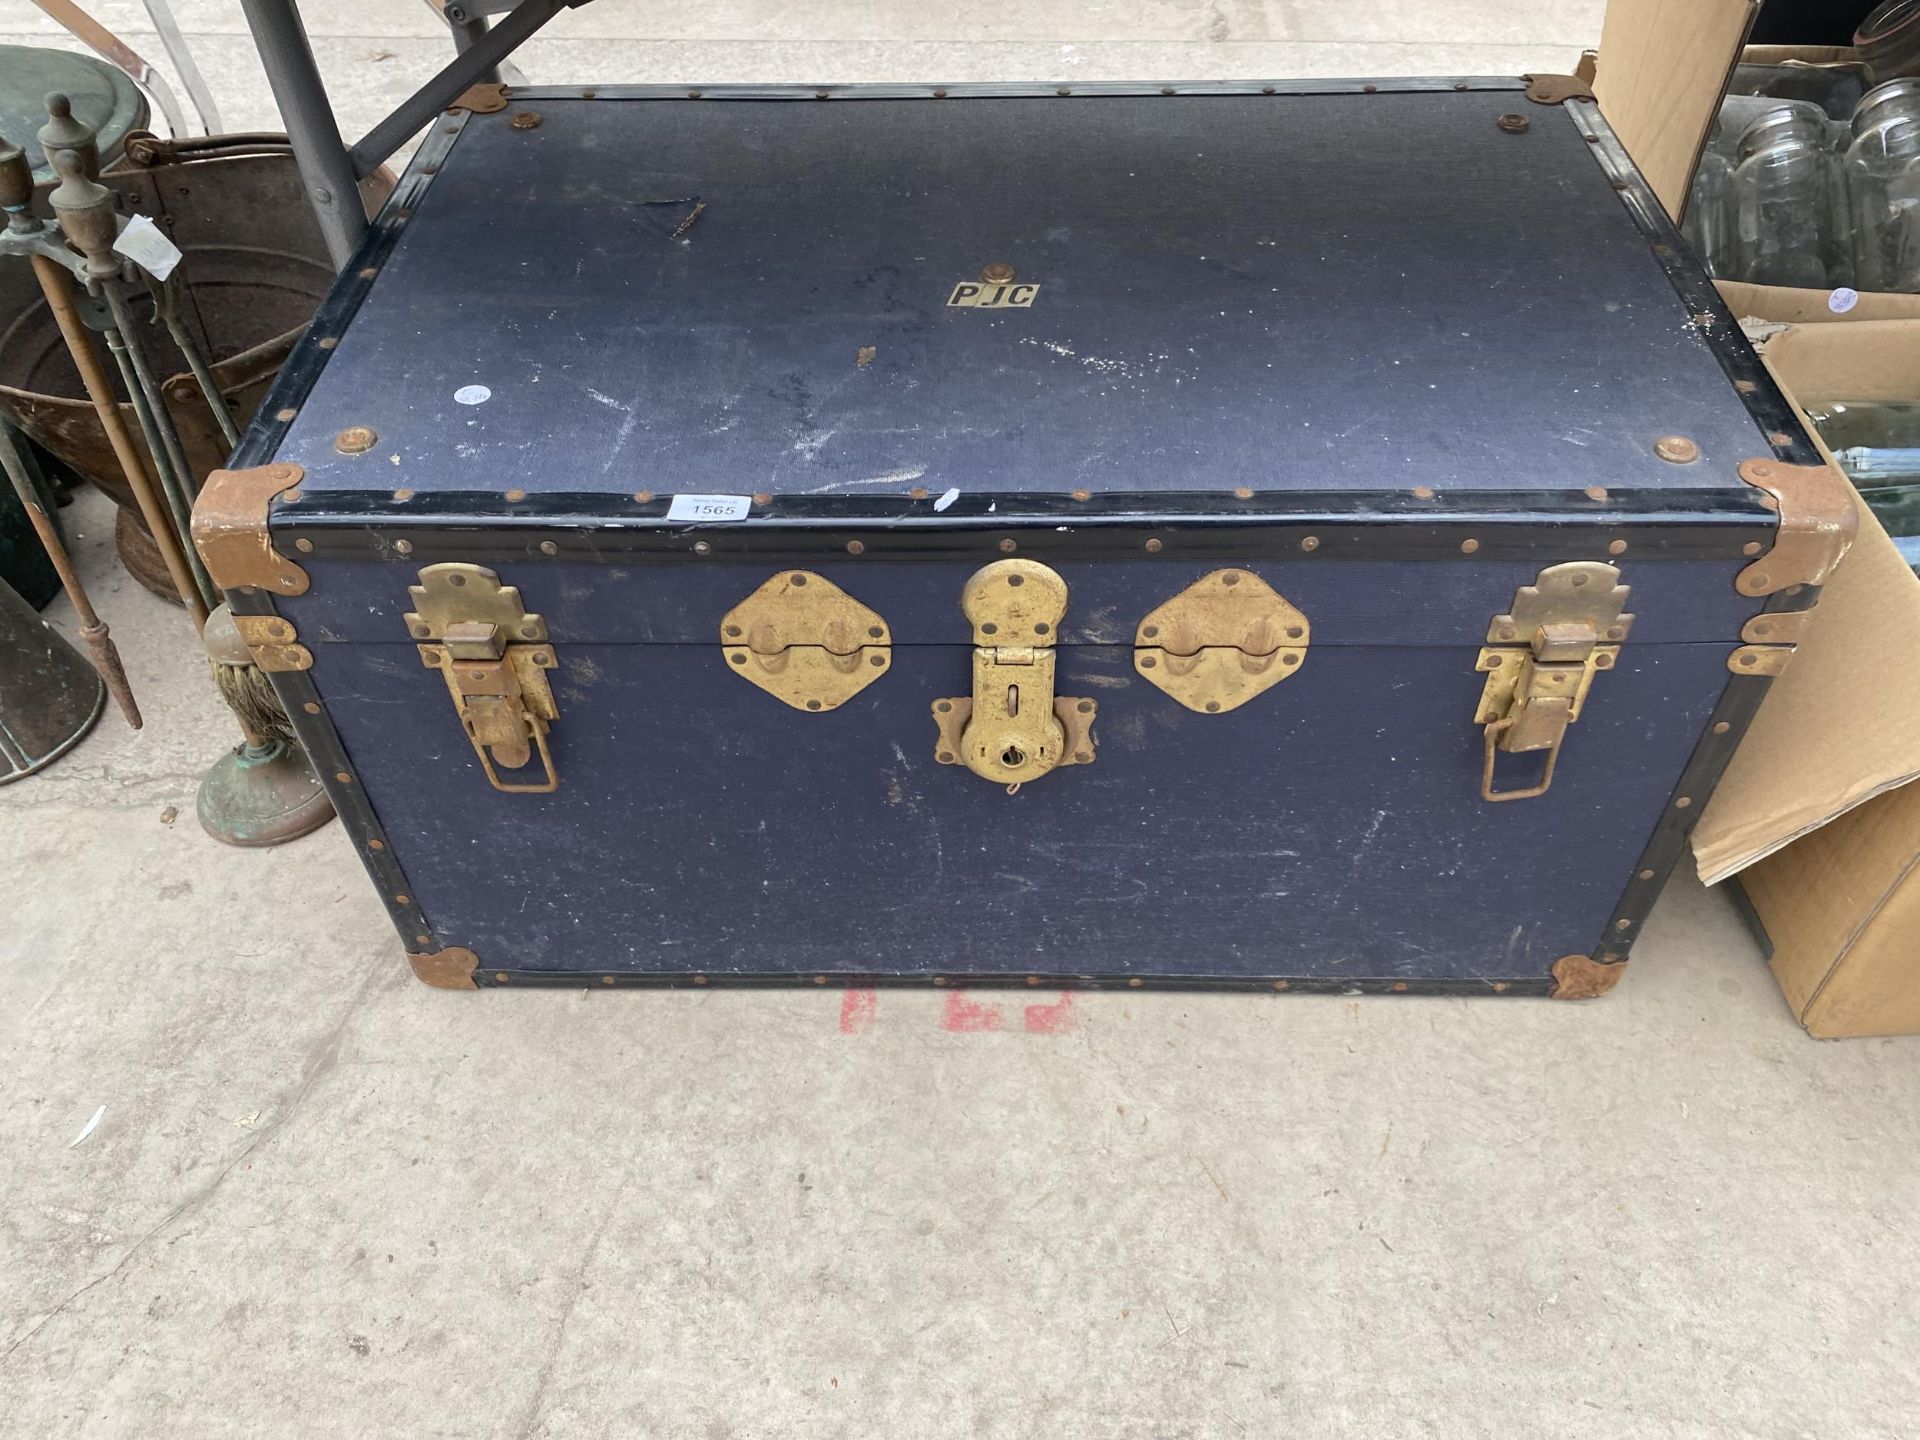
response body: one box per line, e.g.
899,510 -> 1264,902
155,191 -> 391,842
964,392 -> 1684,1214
932,559 -> 1096,785
1474,561 -> 1633,802
406,564 -> 560,793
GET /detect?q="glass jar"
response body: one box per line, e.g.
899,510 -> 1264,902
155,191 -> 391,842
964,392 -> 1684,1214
1730,105 -> 1848,288
1845,78 -> 1920,294
1683,149 -> 1737,277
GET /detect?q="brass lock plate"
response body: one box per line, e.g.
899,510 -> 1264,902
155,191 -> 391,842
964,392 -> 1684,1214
720,571 -> 891,711
1133,569 -> 1309,713
932,559 -> 1095,785
406,563 -> 560,793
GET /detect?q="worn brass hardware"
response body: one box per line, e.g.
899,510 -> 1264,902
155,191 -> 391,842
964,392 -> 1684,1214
1524,73 -> 1595,105
1736,459 -> 1859,596
1551,954 -> 1626,999
933,559 -> 1095,784
405,563 -> 559,793
1728,644 -> 1794,676
409,947 -> 479,990
720,571 -> 891,711
447,83 -> 510,115
1475,562 -> 1633,802
1740,609 -> 1813,644
191,463 -> 309,594
1133,568 -> 1309,713
232,613 -> 312,672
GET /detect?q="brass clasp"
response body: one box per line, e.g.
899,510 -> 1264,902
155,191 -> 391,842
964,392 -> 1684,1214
932,559 -> 1095,785
720,571 -> 891,711
406,563 -> 560,793
1474,562 -> 1632,802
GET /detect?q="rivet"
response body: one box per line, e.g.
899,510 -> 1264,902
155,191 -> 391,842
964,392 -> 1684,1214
317,337 -> 337,350
370,838 -> 386,850
281,489 -> 303,503
495,972 -> 509,983
1610,179 -> 1628,191
1491,981 -> 1509,993
1608,539 -> 1627,555
1412,485 -> 1435,499
1362,84 -> 1378,93
936,701 -> 952,713
1742,541 -> 1762,556
846,539 -> 865,555
634,490 -> 654,503
1234,486 -> 1254,500
1300,536 -> 1320,552
504,488 -> 526,502
909,486 -> 929,500
1735,379 -> 1759,393
1452,82 -> 1469,91
981,262 -> 1016,284
815,975 -> 829,985
1129,977 -> 1144,987
1675,796 -> 1692,809
1077,700 -> 1093,713
753,492 -> 773,506
1713,721 -> 1731,734
1145,537 -> 1163,553
395,893 -> 410,905
510,111 -> 541,129
1056,88 -> 1071,97
1206,701 -> 1221,712
807,700 -> 822,710
1392,981 -> 1408,992
937,751 -> 954,763
604,976 -> 617,985
693,974 -> 709,984
1140,655 -> 1157,669
933,88 -> 948,98
294,538 -> 314,553
415,934 -> 428,945
870,655 -> 885,667
1768,431 -> 1793,447
303,701 -> 321,714
359,266 -> 379,279
1614,919 -> 1631,931
933,976 -> 948,986
1262,86 -> 1276,95
1071,488 -> 1091,501
334,771 -> 352,784
694,541 -> 712,555
1638,869 -> 1654,880
1026,975 -> 1041,986
1272,979 -> 1290,990
1161,87 -> 1175,96
1497,112 -> 1530,133
1654,435 -> 1699,464
1749,572 -> 1769,588
687,89 -> 702,99
998,538 -> 1017,553
1585,485 -> 1607,501
393,488 -> 414,502
394,538 -> 414,555
334,426 -> 377,454
275,407 -> 298,422
1460,538 -> 1480,554
539,540 -> 557,555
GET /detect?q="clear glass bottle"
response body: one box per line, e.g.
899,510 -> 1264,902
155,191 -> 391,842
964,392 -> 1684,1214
1845,78 -> 1920,294
1683,149 -> 1737,277
1730,105 -> 1848,288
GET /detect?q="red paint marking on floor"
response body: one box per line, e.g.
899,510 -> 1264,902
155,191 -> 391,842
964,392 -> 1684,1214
1023,991 -> 1078,1034
940,990 -> 1005,1032
839,988 -> 878,1034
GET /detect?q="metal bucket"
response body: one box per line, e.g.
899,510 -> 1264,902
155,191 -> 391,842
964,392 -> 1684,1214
0,574 -> 102,782
0,135 -> 392,598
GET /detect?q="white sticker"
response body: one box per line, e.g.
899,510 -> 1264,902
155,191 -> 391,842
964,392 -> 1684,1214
112,214 -> 182,281
1828,287 -> 1860,314
454,384 -> 492,405
933,487 -> 960,512
666,493 -> 752,522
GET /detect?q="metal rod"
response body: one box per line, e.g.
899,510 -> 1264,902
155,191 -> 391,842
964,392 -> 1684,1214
30,253 -> 208,629
236,0 -> 366,268
446,9 -> 500,84
98,283 -> 218,611
155,281 -> 242,447
0,422 -> 141,728
349,0 -> 568,178
140,0 -> 225,133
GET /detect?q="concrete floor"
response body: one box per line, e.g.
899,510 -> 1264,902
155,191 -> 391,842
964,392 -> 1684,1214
4,2 -> 1920,1436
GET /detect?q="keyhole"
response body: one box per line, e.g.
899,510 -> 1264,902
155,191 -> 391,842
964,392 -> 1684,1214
1001,744 -> 1028,769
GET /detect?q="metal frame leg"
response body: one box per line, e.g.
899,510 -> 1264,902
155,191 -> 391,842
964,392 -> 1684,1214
236,0 -> 366,268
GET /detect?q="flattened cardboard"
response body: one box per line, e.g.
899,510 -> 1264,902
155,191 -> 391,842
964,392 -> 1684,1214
1594,0 -> 1759,217
1717,281 -> 1920,325
1691,321 -> 1920,885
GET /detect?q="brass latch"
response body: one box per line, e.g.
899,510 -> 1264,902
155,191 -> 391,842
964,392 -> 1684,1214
1475,561 -> 1633,802
932,559 -> 1096,786
405,563 -> 560,793
721,571 -> 891,711
1134,568 -> 1310,713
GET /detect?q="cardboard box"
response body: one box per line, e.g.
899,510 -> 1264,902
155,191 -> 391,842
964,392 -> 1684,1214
1593,4 -> 1920,1036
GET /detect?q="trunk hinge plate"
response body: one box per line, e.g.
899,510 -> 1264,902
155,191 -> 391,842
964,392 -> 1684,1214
1475,561 -> 1633,802
720,570 -> 891,711
405,563 -> 559,793
1133,568 -> 1309,713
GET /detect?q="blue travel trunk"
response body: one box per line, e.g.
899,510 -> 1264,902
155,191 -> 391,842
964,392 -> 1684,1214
198,78 -> 1848,996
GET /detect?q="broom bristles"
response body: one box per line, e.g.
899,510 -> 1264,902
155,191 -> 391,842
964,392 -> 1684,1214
207,655 -> 293,747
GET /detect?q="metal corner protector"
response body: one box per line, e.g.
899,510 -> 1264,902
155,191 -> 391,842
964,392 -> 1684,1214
409,946 -> 479,989
1523,73 -> 1595,105
192,463 -> 310,596
1736,458 -> 1859,597
1550,953 -> 1627,1000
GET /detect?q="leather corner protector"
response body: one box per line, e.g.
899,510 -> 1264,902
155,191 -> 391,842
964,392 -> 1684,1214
1524,73 -> 1595,105
1736,459 -> 1859,597
1740,609 -> 1814,645
409,947 -> 479,989
447,83 -> 510,115
1728,644 -> 1794,676
192,464 -> 309,596
231,613 -> 313,671
1551,953 -> 1627,1000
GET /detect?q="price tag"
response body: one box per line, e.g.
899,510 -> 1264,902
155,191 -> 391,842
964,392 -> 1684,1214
1828,287 -> 1860,315
112,214 -> 183,281
666,493 -> 752,522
